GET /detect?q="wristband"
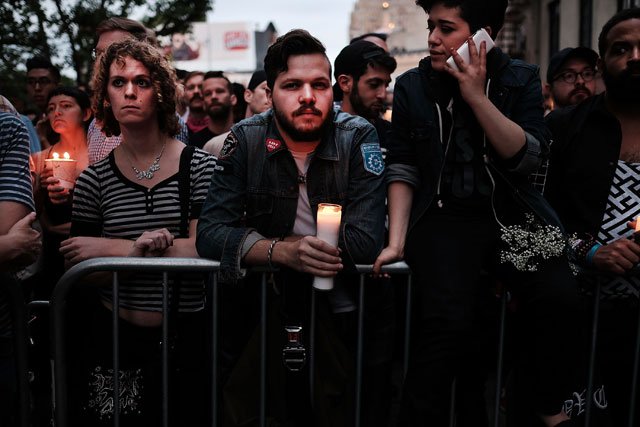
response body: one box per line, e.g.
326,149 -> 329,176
585,243 -> 602,265
267,238 -> 280,271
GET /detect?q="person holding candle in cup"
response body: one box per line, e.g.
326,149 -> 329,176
30,86 -> 92,296
197,29 -> 387,426
59,39 -> 215,425
372,1 -> 582,425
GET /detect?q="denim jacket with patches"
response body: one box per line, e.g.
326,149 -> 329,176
196,108 -> 386,283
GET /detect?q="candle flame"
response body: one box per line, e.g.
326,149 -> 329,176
63,152 -> 71,160
318,204 -> 342,214
52,152 -> 60,159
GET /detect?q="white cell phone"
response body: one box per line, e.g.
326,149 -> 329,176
446,28 -> 495,71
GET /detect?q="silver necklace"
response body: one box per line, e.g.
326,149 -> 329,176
127,140 -> 167,180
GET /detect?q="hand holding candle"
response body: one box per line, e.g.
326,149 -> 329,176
313,203 -> 342,290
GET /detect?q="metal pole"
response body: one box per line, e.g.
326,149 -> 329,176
211,274 -> 219,427
494,289 -> 508,427
627,296 -> 640,427
260,273 -> 267,427
403,274 -> 412,380
355,274 -> 365,427
112,272 -> 120,427
310,287 -> 316,408
585,278 -> 601,427
162,272 -> 170,427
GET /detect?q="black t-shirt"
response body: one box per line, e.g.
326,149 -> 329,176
189,127 -> 216,149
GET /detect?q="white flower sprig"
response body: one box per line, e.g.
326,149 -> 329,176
499,213 -> 567,272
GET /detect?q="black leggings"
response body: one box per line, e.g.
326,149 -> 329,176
398,212 -> 582,426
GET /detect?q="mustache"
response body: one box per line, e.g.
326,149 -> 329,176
569,86 -> 592,98
293,105 -> 322,116
190,94 -> 203,102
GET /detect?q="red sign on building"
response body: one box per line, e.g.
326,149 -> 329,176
224,31 -> 249,50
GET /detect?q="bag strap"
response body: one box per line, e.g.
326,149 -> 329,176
177,145 -> 195,238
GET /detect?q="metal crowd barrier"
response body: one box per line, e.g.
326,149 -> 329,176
49,257 -> 640,427
1,272 -> 31,427
578,270 -> 640,427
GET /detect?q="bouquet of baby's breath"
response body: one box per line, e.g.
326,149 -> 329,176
499,213 -> 567,272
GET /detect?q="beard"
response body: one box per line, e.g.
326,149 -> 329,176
349,88 -> 382,121
602,64 -> 640,104
207,102 -> 232,120
272,103 -> 332,142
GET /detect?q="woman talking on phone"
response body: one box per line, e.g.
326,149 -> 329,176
373,1 -> 581,426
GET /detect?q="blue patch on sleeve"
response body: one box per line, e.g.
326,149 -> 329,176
361,143 -> 385,176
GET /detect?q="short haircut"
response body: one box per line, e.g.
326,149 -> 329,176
203,71 -> 233,93
26,56 -> 61,82
263,29 -> 330,89
415,0 -> 508,38
96,17 -> 156,45
91,39 -> 179,137
334,41 -> 397,82
184,71 -> 205,84
350,32 -> 388,44
45,86 -> 92,143
598,8 -> 640,58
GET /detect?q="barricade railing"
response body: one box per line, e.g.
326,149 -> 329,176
50,258 -> 640,427
576,269 -> 640,427
1,273 -> 30,427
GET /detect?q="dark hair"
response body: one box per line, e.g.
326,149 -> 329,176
45,86 -> 92,143
350,32 -> 388,44
96,17 -> 156,45
203,71 -> 233,93
598,8 -> 640,58
263,29 -> 331,89
26,56 -> 61,82
91,39 -> 179,137
415,0 -> 508,38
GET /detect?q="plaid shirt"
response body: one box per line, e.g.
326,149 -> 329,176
87,115 -> 190,165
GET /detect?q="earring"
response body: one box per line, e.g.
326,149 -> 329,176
103,100 -> 111,108
157,93 -> 163,103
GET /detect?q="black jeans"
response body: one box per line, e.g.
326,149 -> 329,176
398,211 -> 582,426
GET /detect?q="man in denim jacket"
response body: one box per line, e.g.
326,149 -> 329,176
196,29 -> 386,426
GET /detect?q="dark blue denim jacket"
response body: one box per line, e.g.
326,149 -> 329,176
196,109 -> 386,283
385,48 -> 556,231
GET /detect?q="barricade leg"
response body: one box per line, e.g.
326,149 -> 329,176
211,273 -> 219,427
162,272 -> 170,427
493,288 -> 508,427
628,296 -> 640,427
403,274 -> 412,381
585,278 -> 602,427
355,274 -> 365,427
260,273 -> 267,427
112,272 -> 121,427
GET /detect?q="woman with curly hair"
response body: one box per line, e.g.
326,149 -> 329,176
61,39 -> 215,426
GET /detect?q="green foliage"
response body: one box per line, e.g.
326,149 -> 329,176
0,0 -> 213,110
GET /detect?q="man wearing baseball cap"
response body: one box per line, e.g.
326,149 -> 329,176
546,47 -> 599,109
334,40 -> 397,148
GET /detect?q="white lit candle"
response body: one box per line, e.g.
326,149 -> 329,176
44,151 -> 77,190
313,203 -> 342,291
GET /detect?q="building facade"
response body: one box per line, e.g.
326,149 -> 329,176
350,0 -> 639,82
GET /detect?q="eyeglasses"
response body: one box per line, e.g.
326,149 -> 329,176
554,69 -> 597,84
26,77 -> 54,87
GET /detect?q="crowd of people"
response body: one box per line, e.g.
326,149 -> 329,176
0,0 -> 639,426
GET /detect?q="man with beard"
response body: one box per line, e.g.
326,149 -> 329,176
334,40 -> 397,149
189,71 -> 236,149
202,70 -> 271,156
196,29 -> 386,426
182,71 -> 209,135
545,47 -> 599,109
545,8 -> 640,425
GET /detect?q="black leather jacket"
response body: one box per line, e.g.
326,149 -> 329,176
385,48 -> 558,231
